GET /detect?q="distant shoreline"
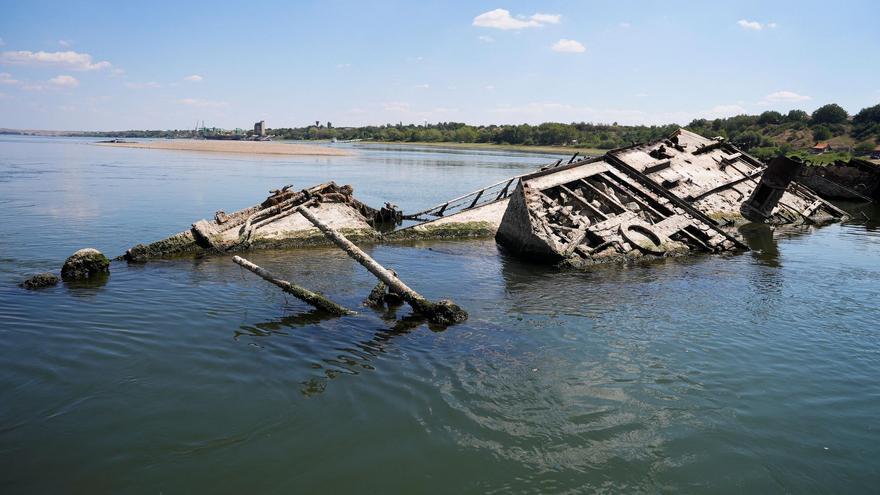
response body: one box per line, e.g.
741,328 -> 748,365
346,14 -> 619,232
352,140 -> 603,156
95,139 -> 352,156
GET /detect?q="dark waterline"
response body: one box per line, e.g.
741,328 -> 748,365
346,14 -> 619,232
1,136 -> 878,493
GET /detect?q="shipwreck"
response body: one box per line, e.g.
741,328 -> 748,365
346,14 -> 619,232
495,129 -> 848,266
123,129 -> 850,268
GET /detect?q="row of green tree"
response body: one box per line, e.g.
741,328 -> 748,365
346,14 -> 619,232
268,103 -> 880,155
271,121 -> 680,149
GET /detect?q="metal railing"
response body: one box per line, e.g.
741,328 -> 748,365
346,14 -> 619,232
402,153 -> 586,221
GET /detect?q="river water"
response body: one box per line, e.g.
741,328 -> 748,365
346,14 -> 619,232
1,136 -> 878,493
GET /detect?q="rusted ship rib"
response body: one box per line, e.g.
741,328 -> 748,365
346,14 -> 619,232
123,129 -> 848,267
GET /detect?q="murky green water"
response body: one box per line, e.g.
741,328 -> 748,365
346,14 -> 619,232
1,136 -> 878,493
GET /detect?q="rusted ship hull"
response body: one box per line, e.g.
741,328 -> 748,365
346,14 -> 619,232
495,130 -> 848,266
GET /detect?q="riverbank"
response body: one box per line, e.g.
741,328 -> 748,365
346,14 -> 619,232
97,139 -> 353,156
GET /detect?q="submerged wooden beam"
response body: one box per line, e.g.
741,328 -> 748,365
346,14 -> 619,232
296,205 -> 468,325
232,255 -> 355,316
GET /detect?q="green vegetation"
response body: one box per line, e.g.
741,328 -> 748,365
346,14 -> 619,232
685,102 -> 880,162
271,102 -> 879,161
270,121 -> 680,150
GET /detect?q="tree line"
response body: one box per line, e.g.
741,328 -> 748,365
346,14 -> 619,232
269,102 -> 880,157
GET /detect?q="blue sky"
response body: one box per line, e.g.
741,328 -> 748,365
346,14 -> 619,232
1,0 -> 878,130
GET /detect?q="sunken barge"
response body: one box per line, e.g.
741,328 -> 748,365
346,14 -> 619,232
124,129 -> 849,267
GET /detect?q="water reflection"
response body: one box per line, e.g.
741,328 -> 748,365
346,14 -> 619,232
738,223 -> 780,268
237,307 -> 431,397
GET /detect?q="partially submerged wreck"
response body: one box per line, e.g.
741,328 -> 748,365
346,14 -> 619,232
125,182 -> 383,261
496,129 -> 848,266
123,129 -> 849,268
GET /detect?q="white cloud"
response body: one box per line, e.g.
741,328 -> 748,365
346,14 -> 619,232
183,74 -> 203,82
0,50 -> 111,70
478,35 -> 495,43
124,81 -> 161,89
484,84 -> 495,91
0,72 -> 19,85
335,63 -> 351,69
472,9 -> 561,30
179,97 -> 227,108
110,68 -> 125,76
764,90 -> 811,103
530,13 -> 561,25
413,83 -> 430,89
58,40 -> 72,47
635,92 -> 648,98
49,74 -> 78,87
703,104 -> 747,118
737,19 -> 777,30
551,39 -> 586,53
619,22 -> 632,28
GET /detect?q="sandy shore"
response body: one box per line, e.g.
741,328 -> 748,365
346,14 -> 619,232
96,139 -> 352,156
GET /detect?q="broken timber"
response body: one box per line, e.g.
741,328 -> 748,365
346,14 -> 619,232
296,205 -> 468,325
232,255 -> 355,316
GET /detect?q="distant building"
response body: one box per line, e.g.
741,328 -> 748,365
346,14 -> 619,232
811,142 -> 832,154
254,120 -> 266,137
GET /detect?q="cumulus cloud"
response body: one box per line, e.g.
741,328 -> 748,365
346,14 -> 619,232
737,19 -> 777,30
530,13 -> 561,24
179,97 -> 227,108
703,104 -> 748,118
473,9 -> 561,30
0,50 -> 111,70
764,90 -> 811,102
49,74 -> 78,87
551,39 -> 586,53
183,74 -> 203,82
0,72 -> 19,85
